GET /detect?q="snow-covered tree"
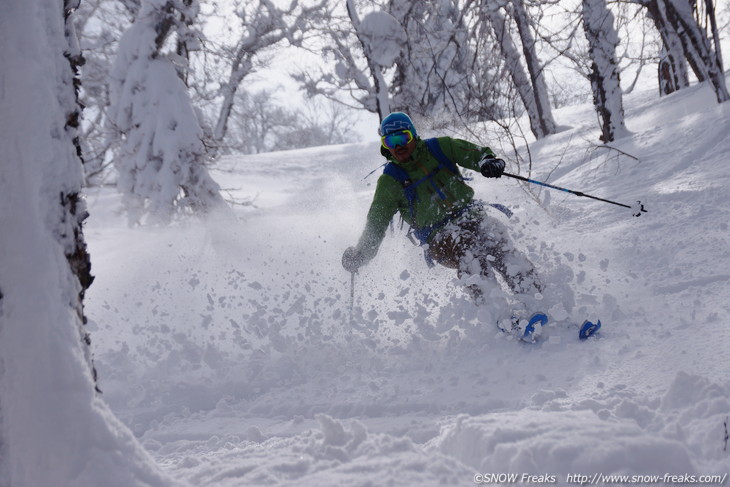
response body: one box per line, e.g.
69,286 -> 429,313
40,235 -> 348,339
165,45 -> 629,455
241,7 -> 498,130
388,0 -> 474,121
510,0 -> 558,136
228,89 -> 297,154
482,0 -> 558,139
0,0 -> 175,484
348,3 -> 405,119
297,0 -> 525,129
108,0 -> 226,224
641,0 -> 691,95
624,0 -> 727,101
293,1 -> 406,122
276,97 -> 358,150
210,0 -> 326,144
74,0 -> 134,185
296,0 -> 491,123
223,90 -> 356,153
654,0 -> 727,102
582,0 -> 630,142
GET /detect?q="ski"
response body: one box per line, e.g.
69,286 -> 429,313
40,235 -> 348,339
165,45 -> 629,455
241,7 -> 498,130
499,313 -> 602,342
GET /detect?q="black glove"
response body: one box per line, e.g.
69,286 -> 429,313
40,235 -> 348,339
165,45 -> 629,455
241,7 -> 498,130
342,247 -> 365,273
480,156 -> 505,178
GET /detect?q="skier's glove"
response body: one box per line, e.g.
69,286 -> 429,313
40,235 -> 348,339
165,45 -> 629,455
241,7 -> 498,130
479,156 -> 505,178
342,247 -> 365,273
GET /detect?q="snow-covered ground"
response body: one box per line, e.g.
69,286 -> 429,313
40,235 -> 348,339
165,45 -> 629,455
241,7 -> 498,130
84,80 -> 730,485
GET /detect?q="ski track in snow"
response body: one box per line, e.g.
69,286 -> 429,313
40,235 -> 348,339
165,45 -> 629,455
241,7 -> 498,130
84,82 -> 730,486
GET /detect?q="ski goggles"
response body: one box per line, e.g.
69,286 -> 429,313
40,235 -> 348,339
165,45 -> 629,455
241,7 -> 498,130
381,129 -> 415,150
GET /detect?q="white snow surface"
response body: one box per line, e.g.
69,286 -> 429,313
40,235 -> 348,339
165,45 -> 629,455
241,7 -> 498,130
82,80 -> 730,486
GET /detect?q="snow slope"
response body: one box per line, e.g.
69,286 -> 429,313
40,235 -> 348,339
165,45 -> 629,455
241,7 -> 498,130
84,79 -> 730,485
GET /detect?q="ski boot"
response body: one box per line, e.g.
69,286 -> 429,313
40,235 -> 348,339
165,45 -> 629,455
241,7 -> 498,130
498,312 -> 549,342
579,320 -> 601,340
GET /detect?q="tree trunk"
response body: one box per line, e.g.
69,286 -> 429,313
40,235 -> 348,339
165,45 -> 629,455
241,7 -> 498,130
0,1 -> 174,484
703,0 -> 723,73
485,2 -> 548,139
214,51 -> 254,142
644,0 -> 690,95
64,0 -> 99,388
662,0 -> 709,82
510,0 -> 558,136
582,0 -> 630,142
666,0 -> 729,102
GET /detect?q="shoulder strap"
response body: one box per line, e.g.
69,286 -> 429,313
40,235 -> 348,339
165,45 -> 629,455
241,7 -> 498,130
382,161 -> 409,184
382,138 -> 475,225
424,138 -> 460,176
382,139 -> 462,222
383,162 -> 417,220
382,138 -> 456,184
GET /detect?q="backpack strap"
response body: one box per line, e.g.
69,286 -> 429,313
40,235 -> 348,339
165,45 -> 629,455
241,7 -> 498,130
381,138 -> 467,234
380,138 -> 510,246
424,138 -> 461,176
424,138 -> 510,218
383,161 -> 417,221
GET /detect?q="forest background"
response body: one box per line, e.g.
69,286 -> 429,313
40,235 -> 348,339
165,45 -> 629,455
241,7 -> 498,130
77,0 -> 730,200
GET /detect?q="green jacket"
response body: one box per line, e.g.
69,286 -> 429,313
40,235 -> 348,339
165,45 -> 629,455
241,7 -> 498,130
355,136 -> 496,264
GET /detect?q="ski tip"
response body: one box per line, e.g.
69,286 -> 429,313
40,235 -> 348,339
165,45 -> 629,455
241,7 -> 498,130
579,320 -> 602,340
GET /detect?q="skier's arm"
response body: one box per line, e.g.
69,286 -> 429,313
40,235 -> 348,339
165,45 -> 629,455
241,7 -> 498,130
438,137 -> 504,177
437,137 -> 497,172
355,175 -> 401,264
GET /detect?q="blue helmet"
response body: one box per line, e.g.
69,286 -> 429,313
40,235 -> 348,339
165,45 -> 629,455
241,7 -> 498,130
380,112 -> 417,138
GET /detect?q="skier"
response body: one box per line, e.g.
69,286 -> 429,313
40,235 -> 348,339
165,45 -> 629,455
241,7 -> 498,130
341,112 -> 545,333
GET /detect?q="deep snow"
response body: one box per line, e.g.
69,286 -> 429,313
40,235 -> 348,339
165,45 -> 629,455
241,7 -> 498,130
83,79 -> 730,485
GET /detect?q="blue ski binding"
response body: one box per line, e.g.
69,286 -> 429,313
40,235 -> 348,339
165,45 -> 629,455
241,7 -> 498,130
579,320 -> 601,340
523,312 -> 549,340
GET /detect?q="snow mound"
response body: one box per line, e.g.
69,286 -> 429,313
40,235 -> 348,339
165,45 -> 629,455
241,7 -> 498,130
433,410 -> 694,475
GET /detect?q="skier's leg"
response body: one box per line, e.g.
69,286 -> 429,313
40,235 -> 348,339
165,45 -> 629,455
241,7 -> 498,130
428,219 -> 496,305
471,215 -> 544,311
429,218 -> 501,305
458,214 -> 547,338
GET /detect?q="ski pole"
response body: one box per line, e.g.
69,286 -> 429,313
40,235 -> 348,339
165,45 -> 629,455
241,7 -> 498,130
349,271 -> 356,324
503,172 -> 647,217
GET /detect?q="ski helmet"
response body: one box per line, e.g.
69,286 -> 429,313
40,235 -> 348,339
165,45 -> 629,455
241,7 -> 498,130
380,112 -> 417,138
